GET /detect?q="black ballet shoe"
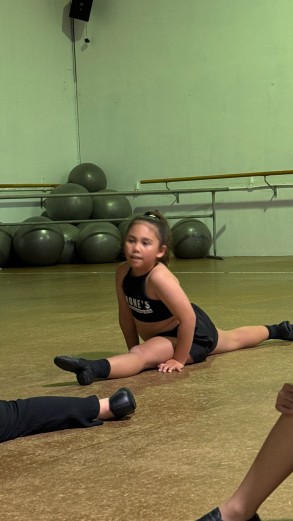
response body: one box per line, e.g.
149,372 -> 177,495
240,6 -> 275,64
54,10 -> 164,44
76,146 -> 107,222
195,508 -> 222,521
279,320 -> 293,340
195,507 -> 261,521
54,355 -> 94,386
109,387 -> 137,418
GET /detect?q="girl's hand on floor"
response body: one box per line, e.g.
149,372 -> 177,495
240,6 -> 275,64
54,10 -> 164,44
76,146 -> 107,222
158,359 -> 184,373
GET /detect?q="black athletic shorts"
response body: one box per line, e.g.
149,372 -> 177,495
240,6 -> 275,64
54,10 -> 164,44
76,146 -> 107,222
158,303 -> 218,363
0,395 -> 102,443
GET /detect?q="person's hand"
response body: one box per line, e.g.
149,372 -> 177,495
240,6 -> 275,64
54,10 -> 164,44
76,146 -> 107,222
158,359 -> 184,373
275,383 -> 293,414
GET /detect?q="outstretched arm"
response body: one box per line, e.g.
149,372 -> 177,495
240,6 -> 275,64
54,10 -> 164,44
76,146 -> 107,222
115,263 -> 140,349
150,267 -> 196,372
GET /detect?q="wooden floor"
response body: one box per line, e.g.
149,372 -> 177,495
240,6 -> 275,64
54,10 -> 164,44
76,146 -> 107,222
0,257 -> 292,521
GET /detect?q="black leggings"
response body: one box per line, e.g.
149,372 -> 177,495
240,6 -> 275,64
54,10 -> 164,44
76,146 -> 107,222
0,395 -> 101,443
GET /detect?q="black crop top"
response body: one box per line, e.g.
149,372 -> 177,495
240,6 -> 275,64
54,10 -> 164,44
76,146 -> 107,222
122,268 -> 173,322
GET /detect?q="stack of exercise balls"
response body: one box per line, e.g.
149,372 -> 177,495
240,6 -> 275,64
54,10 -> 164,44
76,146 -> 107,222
2,162 -> 212,267
66,163 -> 131,264
5,162 -> 132,267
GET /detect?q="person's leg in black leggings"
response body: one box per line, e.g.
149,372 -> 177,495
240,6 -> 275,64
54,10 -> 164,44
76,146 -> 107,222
0,387 -> 136,443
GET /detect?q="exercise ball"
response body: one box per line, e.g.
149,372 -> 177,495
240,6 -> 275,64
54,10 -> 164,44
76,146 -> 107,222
76,222 -> 90,232
46,183 -> 93,221
76,222 -> 122,263
13,216 -> 64,266
58,223 -> 80,264
0,225 -> 12,267
92,189 -> 132,224
117,219 -> 132,242
171,219 -> 212,259
68,163 -> 107,192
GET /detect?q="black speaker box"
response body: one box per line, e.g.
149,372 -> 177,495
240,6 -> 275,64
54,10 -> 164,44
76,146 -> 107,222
69,0 -> 93,22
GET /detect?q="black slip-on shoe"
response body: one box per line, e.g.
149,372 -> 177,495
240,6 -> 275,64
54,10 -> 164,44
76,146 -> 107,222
109,387 -> 137,418
54,355 -> 94,385
195,507 -> 261,521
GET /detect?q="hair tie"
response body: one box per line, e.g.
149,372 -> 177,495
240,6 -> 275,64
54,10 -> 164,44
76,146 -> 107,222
145,212 -> 158,219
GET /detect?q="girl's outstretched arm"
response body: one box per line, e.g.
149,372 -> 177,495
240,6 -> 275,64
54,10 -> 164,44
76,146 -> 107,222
115,263 -> 140,349
150,266 -> 196,371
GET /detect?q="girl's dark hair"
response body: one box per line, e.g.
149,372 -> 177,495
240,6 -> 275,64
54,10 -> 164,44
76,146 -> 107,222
126,210 -> 172,265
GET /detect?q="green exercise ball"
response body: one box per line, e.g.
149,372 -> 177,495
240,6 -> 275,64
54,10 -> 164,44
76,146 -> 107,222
92,189 -> 132,224
117,219 -> 132,242
76,222 -> 122,263
46,183 -> 93,221
172,219 -> 212,259
0,224 -> 12,267
13,216 -> 64,266
68,163 -> 107,192
59,223 -> 80,264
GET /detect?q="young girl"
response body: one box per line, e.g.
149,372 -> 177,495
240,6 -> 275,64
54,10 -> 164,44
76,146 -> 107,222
0,387 -> 136,443
54,210 -> 293,385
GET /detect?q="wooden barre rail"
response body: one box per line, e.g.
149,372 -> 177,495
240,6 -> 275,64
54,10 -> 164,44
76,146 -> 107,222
0,184 -> 59,189
140,169 -> 293,184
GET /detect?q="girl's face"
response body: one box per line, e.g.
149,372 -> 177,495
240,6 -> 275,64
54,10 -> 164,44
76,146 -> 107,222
124,222 -> 166,272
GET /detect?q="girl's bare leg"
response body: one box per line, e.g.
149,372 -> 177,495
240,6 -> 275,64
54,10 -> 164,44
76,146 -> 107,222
214,321 -> 293,355
54,337 -> 175,383
213,326 -> 269,355
107,337 -> 175,378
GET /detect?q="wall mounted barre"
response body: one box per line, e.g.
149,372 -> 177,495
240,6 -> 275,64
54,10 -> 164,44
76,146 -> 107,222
137,169 -> 293,258
140,169 -> 293,185
0,186 -> 229,259
1,175 -> 293,259
0,183 -> 60,195
0,187 -> 229,200
0,183 -> 59,189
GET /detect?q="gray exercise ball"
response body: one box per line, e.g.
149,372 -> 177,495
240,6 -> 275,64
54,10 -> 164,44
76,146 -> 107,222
76,222 -> 122,263
76,222 -> 90,232
13,216 -> 64,266
68,163 -> 107,192
171,219 -> 212,259
58,223 -> 80,264
46,183 -> 93,221
92,189 -> 132,224
117,219 -> 132,242
0,225 -> 12,267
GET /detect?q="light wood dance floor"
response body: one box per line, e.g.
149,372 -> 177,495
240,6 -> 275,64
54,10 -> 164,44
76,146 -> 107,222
0,257 -> 292,521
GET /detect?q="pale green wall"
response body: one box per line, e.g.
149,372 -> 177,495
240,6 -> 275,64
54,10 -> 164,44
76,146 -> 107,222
1,1 -> 293,255
75,0 -> 293,255
0,0 -> 77,223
